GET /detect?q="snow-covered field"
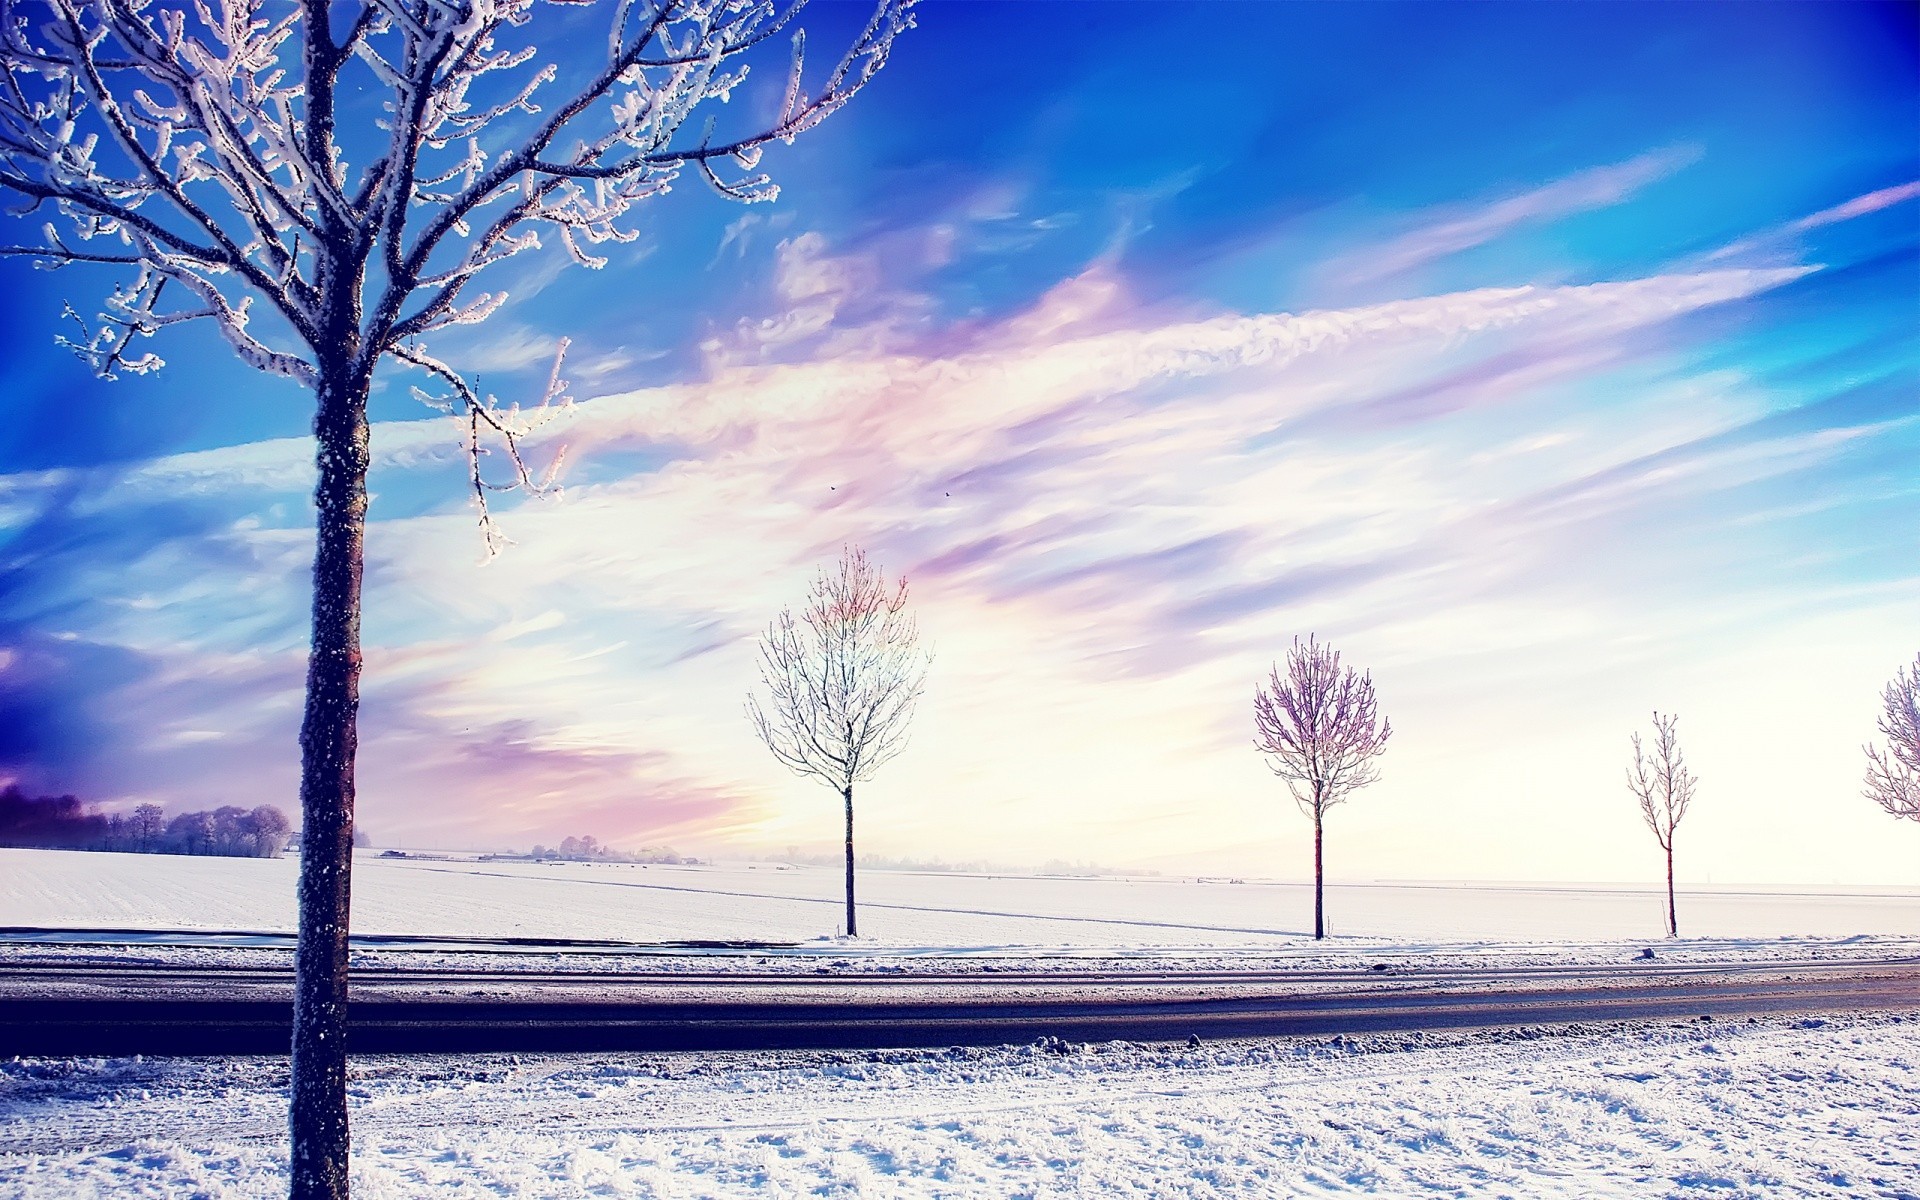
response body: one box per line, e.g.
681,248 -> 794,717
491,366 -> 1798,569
4,1013 -> 1918,1198
7,848 -> 1919,1197
4,848 -> 1916,947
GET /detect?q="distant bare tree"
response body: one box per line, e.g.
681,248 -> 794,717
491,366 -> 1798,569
131,803 -> 165,852
1864,653 -> 1920,823
747,546 -> 928,937
1253,635 -> 1392,940
1627,711 -> 1696,938
0,2 -> 911,1191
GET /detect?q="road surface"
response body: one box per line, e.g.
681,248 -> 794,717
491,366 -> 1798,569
3,943 -> 1914,1056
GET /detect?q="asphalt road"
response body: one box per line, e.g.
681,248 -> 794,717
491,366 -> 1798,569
4,953 -> 1915,1056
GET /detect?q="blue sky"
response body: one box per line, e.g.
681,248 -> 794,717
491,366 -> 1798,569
1,1 -> 1916,884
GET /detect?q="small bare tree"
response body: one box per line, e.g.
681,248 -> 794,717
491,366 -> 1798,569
1627,710 -> 1696,938
1864,653 -> 1920,823
130,802 -> 165,851
747,545 -> 928,937
0,3 -> 911,1195
1253,635 -> 1392,940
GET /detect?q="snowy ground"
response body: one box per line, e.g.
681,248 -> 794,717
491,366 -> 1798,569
6,849 -> 1918,1197
4,1013 -> 1918,1198
4,848 -> 1916,947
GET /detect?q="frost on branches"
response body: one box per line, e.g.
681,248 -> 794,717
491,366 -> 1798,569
0,0 -> 913,546
1627,711 -> 1696,938
1,3 -> 914,1196
747,546 -> 929,937
1253,635 -> 1392,940
1864,654 -> 1920,823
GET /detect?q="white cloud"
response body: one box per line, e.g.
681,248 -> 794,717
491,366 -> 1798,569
14,258 -> 1915,885
1709,179 -> 1920,261
437,323 -> 567,375
1338,147 -> 1701,282
1786,179 -> 1920,233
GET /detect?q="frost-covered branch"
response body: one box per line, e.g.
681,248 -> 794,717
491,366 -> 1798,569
1253,636 -> 1393,820
385,0 -> 912,335
3,0 -> 914,531
2,3 -> 918,1189
390,335 -> 571,556
1627,710 -> 1696,938
747,546 -> 930,792
0,0 -> 327,338
1864,654 -> 1920,823
1627,711 -> 1694,851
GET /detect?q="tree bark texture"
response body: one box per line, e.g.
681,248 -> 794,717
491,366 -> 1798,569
1313,813 -> 1325,941
289,364 -> 371,1200
1665,845 -> 1678,939
843,786 -> 857,938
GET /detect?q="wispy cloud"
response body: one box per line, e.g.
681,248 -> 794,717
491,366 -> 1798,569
1709,179 -> 1920,261
8,245 -> 1911,878
1789,180 -> 1920,232
1338,147 -> 1701,283
435,323 -> 568,375
699,229 -> 945,368
17,265 -> 1798,507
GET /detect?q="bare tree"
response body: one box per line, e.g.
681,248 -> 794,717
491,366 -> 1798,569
1864,653 -> 1920,823
1252,635 -> 1392,940
747,546 -> 928,937
166,808 -> 215,854
130,802 -> 165,851
1627,710 -> 1696,938
0,3 -> 912,1194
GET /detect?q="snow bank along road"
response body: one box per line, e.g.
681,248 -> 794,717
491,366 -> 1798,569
4,938 -> 1917,1056
5,1015 -> 1919,1197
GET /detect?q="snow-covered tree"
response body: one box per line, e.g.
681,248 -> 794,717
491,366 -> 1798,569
1253,636 -> 1392,940
165,807 -> 216,854
1627,710 -> 1695,938
250,803 -> 293,856
0,2 -> 912,1194
130,802 -> 165,851
747,546 -> 928,937
1864,653 -> 1920,823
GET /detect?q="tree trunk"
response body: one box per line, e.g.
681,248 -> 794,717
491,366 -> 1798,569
843,785 -> 857,938
289,364 -> 371,1200
1313,811 -> 1325,941
1665,843 -> 1677,939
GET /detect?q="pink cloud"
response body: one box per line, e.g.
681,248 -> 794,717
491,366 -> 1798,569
1337,147 -> 1700,283
1709,179 -> 1920,261
9,244 -> 1859,872
1785,179 -> 1920,234
358,715 -> 757,851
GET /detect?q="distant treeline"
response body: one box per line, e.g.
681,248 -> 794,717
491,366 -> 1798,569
0,786 -> 292,858
528,835 -> 695,864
